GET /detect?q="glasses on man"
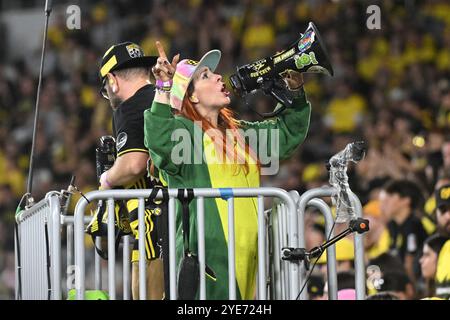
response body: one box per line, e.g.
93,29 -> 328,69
100,72 -> 116,100
100,77 -> 109,100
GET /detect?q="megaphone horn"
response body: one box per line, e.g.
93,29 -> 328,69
230,22 -> 334,98
229,22 -> 334,117
292,22 -> 334,76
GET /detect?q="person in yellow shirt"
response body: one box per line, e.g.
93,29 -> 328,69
317,237 -> 355,273
241,14 -> 275,61
434,183 -> 450,298
435,183 -> 450,238
420,234 -> 448,297
324,82 -> 367,133
363,199 -> 391,260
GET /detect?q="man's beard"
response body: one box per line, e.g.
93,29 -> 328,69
109,93 -> 123,110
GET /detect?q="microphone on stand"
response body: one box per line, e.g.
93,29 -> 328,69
282,218 -> 370,266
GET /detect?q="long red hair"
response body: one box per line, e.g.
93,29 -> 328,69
177,92 -> 259,175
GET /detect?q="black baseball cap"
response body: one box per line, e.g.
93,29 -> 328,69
436,183 -> 450,211
307,274 -> 324,298
99,42 -> 157,81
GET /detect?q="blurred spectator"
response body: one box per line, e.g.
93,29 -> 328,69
433,183 -> 450,299
336,271 -> 356,300
435,182 -> 450,238
323,82 -> 367,134
378,271 -> 415,300
435,238 -> 450,299
366,292 -> 399,300
337,271 -> 355,290
368,252 -> 406,276
363,185 -> 391,260
419,234 -> 448,297
379,179 -> 428,282
317,237 -> 355,274
307,274 -> 325,300
322,271 -> 356,300
241,9 -> 275,62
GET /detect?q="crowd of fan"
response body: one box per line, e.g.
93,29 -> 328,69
0,0 -> 449,299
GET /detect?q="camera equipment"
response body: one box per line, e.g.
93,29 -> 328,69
95,136 -> 116,180
229,22 -> 333,117
87,136 -> 133,260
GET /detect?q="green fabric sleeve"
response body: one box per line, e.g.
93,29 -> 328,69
238,88 -> 311,160
144,102 -> 188,175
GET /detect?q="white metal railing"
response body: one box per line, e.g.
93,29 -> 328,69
15,191 -> 131,300
72,187 -> 298,300
15,193 -> 53,300
16,187 -> 366,300
292,187 -> 365,300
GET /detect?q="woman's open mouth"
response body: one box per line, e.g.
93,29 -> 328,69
221,84 -> 230,96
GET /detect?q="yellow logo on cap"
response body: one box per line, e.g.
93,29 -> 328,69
185,59 -> 198,66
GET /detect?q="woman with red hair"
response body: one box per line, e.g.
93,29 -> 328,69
145,43 -> 311,299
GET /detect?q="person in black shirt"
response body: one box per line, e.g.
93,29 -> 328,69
98,42 -> 168,299
379,179 -> 428,283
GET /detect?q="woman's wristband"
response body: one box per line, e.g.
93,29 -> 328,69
155,79 -> 173,92
287,83 -> 304,91
288,85 -> 305,98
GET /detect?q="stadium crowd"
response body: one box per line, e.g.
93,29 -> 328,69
0,0 -> 449,299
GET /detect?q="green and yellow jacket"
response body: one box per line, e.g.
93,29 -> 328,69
144,90 -> 311,299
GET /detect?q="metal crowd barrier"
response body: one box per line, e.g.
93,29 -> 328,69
269,193 -> 338,300
72,187 -> 299,300
16,186 -> 366,300
15,192 -> 59,300
268,187 -> 364,301
293,187 -> 365,300
15,191 -> 131,300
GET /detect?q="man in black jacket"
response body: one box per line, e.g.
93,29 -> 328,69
98,42 -> 164,299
